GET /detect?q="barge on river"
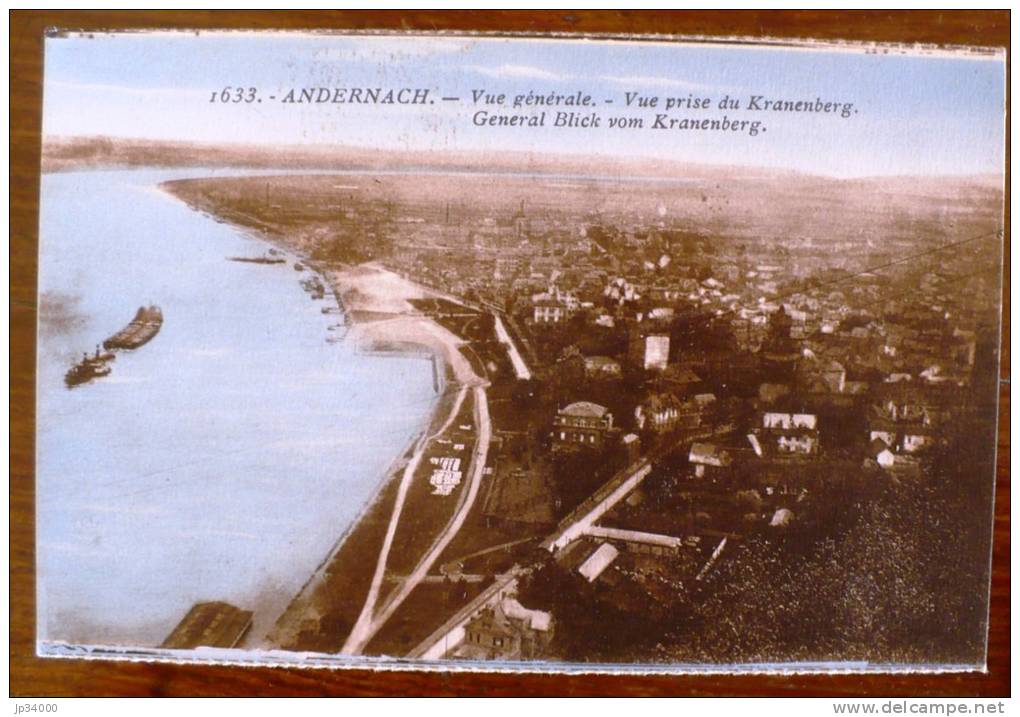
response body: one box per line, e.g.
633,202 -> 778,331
103,305 -> 163,350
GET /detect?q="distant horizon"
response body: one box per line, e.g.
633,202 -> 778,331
42,132 -> 1007,184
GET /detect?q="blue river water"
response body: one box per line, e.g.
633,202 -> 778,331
36,169 -> 437,647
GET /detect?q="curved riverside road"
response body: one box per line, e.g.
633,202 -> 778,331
340,384 -> 469,655
342,384 -> 491,655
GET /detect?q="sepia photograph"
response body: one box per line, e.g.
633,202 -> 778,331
29,27 -> 1005,676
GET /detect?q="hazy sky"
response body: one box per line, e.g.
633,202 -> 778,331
43,32 -> 1006,178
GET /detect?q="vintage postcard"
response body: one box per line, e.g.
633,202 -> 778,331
36,30 -> 1005,673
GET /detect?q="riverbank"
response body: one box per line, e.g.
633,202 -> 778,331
328,263 -> 487,387
159,180 -> 479,381
159,178 -> 495,652
254,262 -> 491,651
266,264 -> 489,652
261,261 -> 508,654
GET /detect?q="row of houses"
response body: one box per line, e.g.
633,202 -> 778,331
687,377 -> 962,488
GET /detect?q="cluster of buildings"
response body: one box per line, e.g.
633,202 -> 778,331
384,196 -> 990,539
367,194 -> 997,664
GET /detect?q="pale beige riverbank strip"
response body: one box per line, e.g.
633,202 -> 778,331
267,262 -> 489,650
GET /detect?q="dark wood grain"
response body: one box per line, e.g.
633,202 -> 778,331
10,10 -> 1009,697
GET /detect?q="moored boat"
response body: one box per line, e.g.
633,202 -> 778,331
300,276 -> 325,300
227,255 -> 286,265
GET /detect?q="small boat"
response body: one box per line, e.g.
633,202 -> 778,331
300,277 -> 325,300
65,347 -> 115,388
294,262 -> 305,272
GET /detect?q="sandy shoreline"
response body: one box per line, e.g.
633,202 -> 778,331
159,181 -> 478,382
326,262 -> 486,387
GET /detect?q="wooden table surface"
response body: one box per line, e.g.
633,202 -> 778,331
10,10 -> 1010,697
